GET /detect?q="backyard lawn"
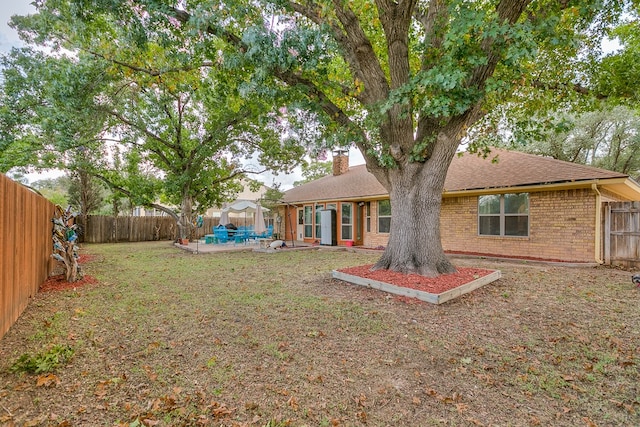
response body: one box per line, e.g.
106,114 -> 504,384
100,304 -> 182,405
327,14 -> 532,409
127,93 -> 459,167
0,241 -> 638,426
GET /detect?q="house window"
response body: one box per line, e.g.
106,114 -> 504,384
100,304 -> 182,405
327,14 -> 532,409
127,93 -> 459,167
315,203 -> 324,239
478,193 -> 529,237
341,203 -> 353,240
365,202 -> 371,232
378,200 -> 391,233
304,205 -> 313,238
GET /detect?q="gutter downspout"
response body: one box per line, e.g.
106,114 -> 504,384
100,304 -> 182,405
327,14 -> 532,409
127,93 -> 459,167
592,183 -> 604,264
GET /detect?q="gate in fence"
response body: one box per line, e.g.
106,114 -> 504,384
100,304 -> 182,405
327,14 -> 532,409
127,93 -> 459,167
603,201 -> 640,268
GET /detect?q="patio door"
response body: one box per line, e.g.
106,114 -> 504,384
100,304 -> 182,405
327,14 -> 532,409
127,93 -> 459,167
296,208 -> 304,241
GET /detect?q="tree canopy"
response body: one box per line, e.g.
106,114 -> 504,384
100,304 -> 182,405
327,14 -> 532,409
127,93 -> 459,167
293,160 -> 333,186
2,1 -> 309,238
487,106 -> 640,179
4,0 -> 637,274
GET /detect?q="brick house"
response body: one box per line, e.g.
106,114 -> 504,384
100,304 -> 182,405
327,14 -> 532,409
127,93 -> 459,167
278,148 -> 640,263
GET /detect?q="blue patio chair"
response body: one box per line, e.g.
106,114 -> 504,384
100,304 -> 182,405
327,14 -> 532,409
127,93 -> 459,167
234,228 -> 251,245
213,226 -> 229,244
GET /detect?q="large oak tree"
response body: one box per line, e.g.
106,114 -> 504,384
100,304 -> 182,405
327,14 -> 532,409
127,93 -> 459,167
163,0 -> 631,275
12,0 -> 636,275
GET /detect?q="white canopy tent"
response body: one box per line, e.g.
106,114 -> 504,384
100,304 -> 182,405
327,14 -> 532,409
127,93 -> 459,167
222,200 -> 270,228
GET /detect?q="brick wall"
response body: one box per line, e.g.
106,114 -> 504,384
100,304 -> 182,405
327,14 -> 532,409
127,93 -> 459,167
441,189 -> 597,262
363,201 -> 389,248
285,188 -> 614,262
361,189 -> 602,262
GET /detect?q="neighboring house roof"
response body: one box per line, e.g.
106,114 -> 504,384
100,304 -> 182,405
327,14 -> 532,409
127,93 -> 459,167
282,148 -> 640,203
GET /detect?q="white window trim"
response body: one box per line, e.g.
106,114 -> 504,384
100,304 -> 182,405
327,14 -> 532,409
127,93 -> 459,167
478,194 -> 529,237
304,205 -> 313,238
340,202 -> 353,240
377,200 -> 391,234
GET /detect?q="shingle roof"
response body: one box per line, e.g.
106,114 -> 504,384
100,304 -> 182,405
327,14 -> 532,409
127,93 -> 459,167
282,148 -> 630,203
282,164 -> 385,203
445,148 -> 627,191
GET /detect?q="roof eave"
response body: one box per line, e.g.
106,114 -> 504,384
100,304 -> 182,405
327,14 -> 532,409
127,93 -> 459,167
598,177 -> 640,201
443,178 -> 640,201
280,193 -> 388,205
281,178 -> 640,205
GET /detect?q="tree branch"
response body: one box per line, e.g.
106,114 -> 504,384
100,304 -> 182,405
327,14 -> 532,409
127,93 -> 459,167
91,171 -> 179,222
467,0 -> 532,91
102,108 -> 176,167
415,0 -> 449,67
531,79 -> 608,99
330,0 -> 390,104
167,3 -> 369,151
86,47 -> 215,77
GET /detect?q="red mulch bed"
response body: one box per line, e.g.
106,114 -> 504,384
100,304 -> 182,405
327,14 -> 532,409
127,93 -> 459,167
40,274 -> 99,292
40,253 -> 99,292
337,264 -> 495,295
77,254 -> 96,264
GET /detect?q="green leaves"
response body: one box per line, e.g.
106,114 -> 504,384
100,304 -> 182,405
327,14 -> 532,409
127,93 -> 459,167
1,0 -> 315,237
10,344 -> 75,374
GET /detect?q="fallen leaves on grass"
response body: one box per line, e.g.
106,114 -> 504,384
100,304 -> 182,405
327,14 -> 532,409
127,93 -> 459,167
3,243 -> 638,426
36,373 -> 60,388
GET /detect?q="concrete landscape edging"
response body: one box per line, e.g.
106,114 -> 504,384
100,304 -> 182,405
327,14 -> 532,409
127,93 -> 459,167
332,269 -> 502,304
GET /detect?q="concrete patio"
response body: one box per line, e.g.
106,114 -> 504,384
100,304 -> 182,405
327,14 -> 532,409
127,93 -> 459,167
175,238 -> 316,254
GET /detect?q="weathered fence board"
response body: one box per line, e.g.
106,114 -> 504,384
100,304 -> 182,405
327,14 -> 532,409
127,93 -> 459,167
83,215 -> 221,243
603,201 -> 640,268
1,174 -> 56,340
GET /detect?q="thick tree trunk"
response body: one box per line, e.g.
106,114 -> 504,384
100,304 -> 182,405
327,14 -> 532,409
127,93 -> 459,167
373,184 -> 455,277
179,193 -> 193,240
52,206 -> 82,283
372,133 -> 461,277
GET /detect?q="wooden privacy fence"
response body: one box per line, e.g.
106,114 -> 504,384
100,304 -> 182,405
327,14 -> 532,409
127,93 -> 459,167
1,174 -> 56,340
83,215 -> 221,243
603,201 -> 640,268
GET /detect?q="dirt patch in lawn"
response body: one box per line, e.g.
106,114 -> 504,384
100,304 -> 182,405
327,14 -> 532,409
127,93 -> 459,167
0,242 -> 638,427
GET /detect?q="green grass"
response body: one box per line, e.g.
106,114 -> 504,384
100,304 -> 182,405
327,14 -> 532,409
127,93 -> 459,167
1,242 -> 639,427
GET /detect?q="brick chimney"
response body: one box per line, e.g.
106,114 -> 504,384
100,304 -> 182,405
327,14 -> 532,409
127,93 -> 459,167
332,149 -> 349,176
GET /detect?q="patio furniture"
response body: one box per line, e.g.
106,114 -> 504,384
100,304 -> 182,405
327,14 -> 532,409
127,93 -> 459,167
213,226 -> 229,244
234,227 -> 252,245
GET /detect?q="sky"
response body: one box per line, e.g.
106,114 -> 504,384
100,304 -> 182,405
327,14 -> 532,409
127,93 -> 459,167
0,1 -> 365,190
0,0 -> 35,54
